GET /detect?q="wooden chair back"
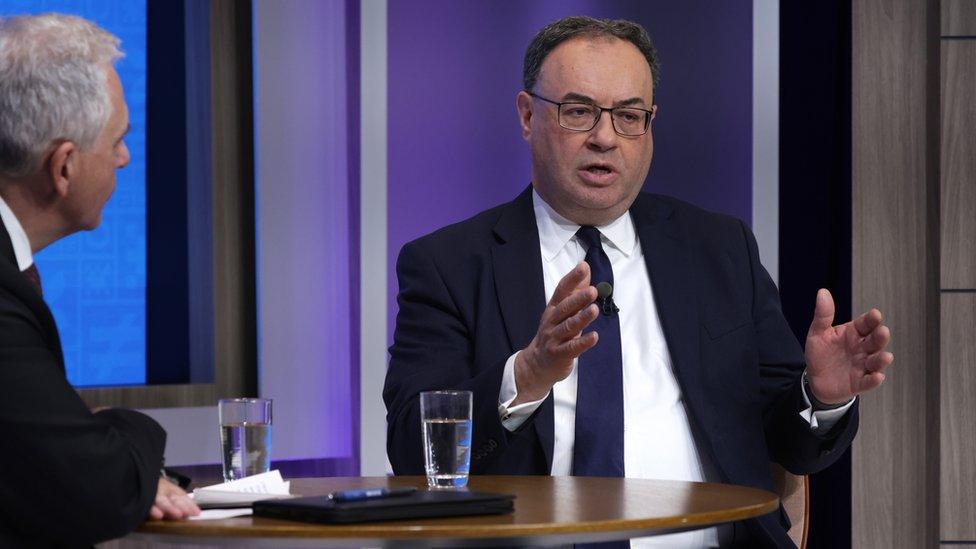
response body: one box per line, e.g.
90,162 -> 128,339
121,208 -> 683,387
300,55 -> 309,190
770,462 -> 809,549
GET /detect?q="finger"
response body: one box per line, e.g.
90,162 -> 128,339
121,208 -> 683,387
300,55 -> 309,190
164,496 -> 189,520
548,262 -> 590,306
551,330 -> 599,359
860,324 -> 891,355
856,371 -> 885,393
164,489 -> 198,517
808,289 -> 835,334
865,351 -> 894,373
853,308 -> 883,337
550,286 -> 598,326
153,496 -> 182,520
163,503 -> 185,520
558,303 -> 599,339
174,494 -> 201,517
148,505 -> 164,520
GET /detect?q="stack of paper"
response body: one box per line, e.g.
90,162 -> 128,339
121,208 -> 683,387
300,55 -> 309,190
190,508 -> 254,521
191,470 -> 292,509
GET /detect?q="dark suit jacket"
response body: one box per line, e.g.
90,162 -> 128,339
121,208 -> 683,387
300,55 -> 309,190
385,187 -> 859,547
0,220 -> 166,548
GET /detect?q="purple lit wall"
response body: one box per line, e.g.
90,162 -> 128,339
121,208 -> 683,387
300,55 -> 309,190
387,0 -> 754,342
254,0 -> 358,472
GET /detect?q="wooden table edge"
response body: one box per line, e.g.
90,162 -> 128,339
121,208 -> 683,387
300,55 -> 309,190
134,476 -> 781,544
136,499 -> 780,540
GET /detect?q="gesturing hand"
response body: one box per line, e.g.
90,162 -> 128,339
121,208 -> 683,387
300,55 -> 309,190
804,288 -> 894,405
148,477 -> 200,521
512,262 -> 600,406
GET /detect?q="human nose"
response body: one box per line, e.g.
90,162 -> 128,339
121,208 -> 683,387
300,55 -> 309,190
117,141 -> 130,169
585,109 -> 618,151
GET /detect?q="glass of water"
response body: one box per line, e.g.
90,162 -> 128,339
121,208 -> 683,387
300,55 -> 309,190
420,390 -> 472,489
218,398 -> 273,482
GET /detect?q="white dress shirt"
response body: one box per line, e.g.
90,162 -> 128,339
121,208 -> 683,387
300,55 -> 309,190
0,194 -> 35,270
497,190 -> 854,548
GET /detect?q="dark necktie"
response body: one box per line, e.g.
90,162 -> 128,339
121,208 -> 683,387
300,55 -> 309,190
21,263 -> 42,296
572,226 -> 624,477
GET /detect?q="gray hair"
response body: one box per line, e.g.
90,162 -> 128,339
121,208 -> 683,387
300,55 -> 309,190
0,13 -> 123,178
523,16 -> 660,95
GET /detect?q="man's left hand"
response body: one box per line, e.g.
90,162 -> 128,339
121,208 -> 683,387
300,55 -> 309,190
804,288 -> 894,405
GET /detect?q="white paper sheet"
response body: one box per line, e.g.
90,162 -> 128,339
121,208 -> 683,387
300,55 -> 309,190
191,470 -> 291,507
190,508 -> 254,521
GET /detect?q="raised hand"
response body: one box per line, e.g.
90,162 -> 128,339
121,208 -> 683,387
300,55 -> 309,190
804,288 -> 894,405
512,261 -> 600,405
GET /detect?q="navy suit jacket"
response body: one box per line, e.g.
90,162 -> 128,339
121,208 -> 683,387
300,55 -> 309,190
385,187 -> 858,547
0,219 -> 166,547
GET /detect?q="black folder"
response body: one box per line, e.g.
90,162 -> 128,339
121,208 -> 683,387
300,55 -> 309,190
252,490 -> 515,524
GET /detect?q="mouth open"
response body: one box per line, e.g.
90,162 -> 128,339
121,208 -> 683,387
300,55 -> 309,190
578,163 -> 618,185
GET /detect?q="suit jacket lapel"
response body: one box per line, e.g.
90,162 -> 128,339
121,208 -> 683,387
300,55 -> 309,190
0,216 -> 65,369
490,186 -> 555,470
0,217 -> 16,266
630,194 -> 706,426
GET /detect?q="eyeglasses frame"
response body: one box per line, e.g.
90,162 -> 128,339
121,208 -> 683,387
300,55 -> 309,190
527,91 -> 656,136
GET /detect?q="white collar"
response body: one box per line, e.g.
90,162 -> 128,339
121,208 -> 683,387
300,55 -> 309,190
0,194 -> 34,271
532,188 -> 637,262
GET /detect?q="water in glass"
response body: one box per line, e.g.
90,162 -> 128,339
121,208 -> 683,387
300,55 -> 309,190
221,422 -> 272,481
422,418 -> 472,488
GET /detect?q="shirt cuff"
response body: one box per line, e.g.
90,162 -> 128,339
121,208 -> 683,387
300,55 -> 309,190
798,376 -> 856,432
498,351 -> 548,431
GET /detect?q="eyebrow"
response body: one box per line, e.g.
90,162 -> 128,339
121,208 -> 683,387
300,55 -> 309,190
560,92 -> 649,108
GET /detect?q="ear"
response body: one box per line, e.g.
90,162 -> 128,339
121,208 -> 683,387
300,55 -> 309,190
516,91 -> 534,141
46,141 -> 76,199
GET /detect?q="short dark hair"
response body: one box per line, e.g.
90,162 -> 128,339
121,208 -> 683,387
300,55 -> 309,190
522,16 -> 660,95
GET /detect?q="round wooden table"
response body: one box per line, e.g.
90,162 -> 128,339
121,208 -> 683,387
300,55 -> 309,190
131,476 -> 778,547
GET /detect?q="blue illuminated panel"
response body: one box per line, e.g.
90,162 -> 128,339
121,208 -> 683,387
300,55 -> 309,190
1,0 -> 147,386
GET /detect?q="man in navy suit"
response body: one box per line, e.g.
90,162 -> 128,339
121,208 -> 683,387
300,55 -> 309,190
385,16 -> 892,548
0,14 -> 199,546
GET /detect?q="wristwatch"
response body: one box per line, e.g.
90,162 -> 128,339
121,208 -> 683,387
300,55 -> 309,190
802,370 -> 851,411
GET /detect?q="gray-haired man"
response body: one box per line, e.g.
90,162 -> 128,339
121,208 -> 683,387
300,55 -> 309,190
0,13 -> 198,546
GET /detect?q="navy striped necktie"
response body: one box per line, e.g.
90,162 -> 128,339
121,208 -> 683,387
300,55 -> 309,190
572,226 -> 624,477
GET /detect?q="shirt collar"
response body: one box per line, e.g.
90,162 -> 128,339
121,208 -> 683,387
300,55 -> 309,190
0,194 -> 34,271
532,188 -> 637,262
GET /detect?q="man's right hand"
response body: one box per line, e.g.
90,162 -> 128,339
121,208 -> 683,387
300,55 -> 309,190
512,261 -> 600,406
148,477 -> 200,521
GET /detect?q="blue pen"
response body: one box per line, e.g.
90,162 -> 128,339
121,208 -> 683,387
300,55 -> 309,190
329,487 -> 417,503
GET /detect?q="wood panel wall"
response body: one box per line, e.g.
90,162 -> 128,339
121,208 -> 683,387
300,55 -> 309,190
851,0 -> 941,547
941,295 -> 976,540
943,0 -> 976,35
855,0 -> 976,546
940,42 -> 976,291
208,0 -> 257,402
939,4 -> 976,542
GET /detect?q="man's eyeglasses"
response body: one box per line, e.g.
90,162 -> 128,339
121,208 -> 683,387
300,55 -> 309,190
528,92 -> 655,136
